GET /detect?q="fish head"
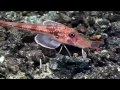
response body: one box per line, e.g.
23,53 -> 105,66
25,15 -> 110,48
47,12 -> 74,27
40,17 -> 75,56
68,30 -> 104,51
54,27 -> 92,49
56,27 -> 103,50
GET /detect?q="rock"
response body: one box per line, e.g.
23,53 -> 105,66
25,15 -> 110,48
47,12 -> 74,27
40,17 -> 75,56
76,24 -> 88,33
108,14 -> 120,22
109,21 -> 120,37
4,57 -> 20,74
0,31 -> 6,41
48,54 -> 91,79
107,37 -> 120,49
90,35 -> 102,40
60,13 -> 72,22
73,64 -> 120,79
94,50 -> 110,58
90,11 -> 99,16
94,18 -> 111,31
86,27 -> 95,35
6,71 -> 26,79
0,56 -> 5,63
49,60 -> 58,70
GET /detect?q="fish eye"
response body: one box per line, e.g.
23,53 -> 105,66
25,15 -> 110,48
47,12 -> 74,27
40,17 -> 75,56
69,32 -> 75,38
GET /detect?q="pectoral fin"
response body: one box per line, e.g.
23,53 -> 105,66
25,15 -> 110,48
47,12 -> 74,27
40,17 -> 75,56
34,33 -> 61,49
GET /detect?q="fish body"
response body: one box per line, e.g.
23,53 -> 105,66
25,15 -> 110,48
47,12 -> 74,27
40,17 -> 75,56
0,20 -> 102,50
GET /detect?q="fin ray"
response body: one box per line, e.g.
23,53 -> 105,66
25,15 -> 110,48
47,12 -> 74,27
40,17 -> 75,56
43,20 -> 62,26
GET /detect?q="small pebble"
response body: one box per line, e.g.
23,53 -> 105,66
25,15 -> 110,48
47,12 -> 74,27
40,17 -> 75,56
0,56 -> 5,63
60,13 -> 72,22
90,35 -> 102,40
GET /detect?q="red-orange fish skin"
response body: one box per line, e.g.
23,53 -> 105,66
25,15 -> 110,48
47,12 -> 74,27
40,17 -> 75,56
0,20 -> 65,37
0,20 -> 48,33
0,20 -> 102,50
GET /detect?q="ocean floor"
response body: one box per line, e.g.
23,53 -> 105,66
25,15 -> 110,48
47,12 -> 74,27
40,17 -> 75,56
0,11 -> 120,79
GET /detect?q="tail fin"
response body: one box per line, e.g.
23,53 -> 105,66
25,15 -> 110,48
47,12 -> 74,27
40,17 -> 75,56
90,41 -> 104,51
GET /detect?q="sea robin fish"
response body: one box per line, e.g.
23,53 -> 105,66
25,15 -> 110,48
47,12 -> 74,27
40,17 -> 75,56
0,20 -> 103,58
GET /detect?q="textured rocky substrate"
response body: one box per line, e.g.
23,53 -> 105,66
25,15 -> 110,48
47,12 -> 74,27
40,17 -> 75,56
0,11 -> 120,79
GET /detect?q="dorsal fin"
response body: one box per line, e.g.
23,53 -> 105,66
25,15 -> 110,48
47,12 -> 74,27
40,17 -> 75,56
43,20 -> 62,26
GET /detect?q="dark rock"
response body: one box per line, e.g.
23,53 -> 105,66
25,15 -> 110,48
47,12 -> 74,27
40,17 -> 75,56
90,11 -> 99,16
0,32 -> 6,41
76,24 -> 88,33
73,63 -> 120,79
108,14 -> 120,22
108,21 -> 120,37
109,52 -> 120,63
94,18 -> 111,32
86,27 -> 95,35
5,57 -> 20,74
107,37 -> 120,49
49,55 -> 91,79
